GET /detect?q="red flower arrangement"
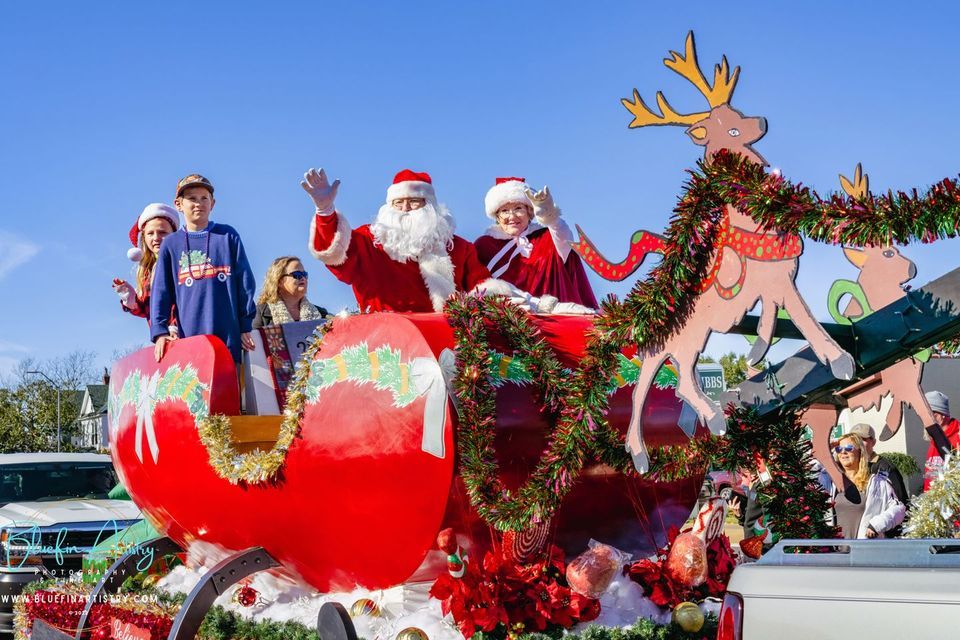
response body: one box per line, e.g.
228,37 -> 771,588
430,544 -> 600,639
625,527 -> 737,609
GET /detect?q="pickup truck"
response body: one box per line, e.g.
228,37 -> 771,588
0,453 -> 141,635
718,539 -> 960,639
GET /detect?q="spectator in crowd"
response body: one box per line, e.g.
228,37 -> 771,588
923,390 -> 960,490
253,256 -> 328,328
474,178 -> 597,309
113,204 -> 179,328
848,423 -> 908,536
848,423 -> 908,503
831,433 -> 905,539
150,174 -> 257,363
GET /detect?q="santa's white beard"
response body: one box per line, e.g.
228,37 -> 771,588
371,201 -> 456,262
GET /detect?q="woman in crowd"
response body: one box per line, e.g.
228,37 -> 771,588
474,178 -> 597,309
831,433 -> 905,539
112,203 -> 179,326
253,256 -> 328,328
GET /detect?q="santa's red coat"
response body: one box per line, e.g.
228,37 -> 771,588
475,224 -> 598,308
310,211 -> 494,313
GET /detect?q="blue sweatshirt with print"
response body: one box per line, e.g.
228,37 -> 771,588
149,223 -> 256,362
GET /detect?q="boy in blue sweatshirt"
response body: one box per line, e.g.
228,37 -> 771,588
150,174 -> 257,363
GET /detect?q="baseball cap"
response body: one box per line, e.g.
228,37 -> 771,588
176,174 -> 215,198
848,423 -> 876,440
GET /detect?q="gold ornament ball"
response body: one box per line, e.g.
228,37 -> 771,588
141,574 -> 161,588
349,598 -> 380,617
672,601 -> 705,633
396,627 -> 428,640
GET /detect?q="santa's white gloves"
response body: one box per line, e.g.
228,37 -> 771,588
507,294 -> 595,315
301,168 -> 341,216
524,185 -> 560,226
113,280 -> 137,310
553,301 -> 596,315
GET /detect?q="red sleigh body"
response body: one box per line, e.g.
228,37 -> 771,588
109,313 -> 702,592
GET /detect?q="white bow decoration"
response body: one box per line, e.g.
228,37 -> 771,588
410,357 -> 449,459
134,372 -> 161,464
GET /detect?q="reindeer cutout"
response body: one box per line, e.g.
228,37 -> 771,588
804,165 -> 935,487
578,32 -> 855,472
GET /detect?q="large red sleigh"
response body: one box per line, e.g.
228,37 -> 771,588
108,313 -> 703,593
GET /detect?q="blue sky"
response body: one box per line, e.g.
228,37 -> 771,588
1,2 -> 958,377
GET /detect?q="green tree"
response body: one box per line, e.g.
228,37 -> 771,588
0,351 -> 97,453
699,352 -> 762,387
719,352 -> 750,386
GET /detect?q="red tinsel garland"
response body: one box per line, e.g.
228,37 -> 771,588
20,589 -> 173,640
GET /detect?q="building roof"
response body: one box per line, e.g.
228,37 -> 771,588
77,384 -> 109,421
86,384 -> 108,412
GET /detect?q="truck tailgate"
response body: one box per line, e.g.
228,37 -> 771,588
729,565 -> 960,638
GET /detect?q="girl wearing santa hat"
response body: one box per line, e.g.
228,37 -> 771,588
113,203 -> 179,325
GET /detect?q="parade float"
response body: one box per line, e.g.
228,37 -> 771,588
17,32 -> 960,640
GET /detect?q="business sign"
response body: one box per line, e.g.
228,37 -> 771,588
696,364 -> 726,401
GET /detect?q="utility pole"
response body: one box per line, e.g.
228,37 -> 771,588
27,370 -> 61,453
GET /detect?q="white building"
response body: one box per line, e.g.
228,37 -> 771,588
75,384 -> 109,451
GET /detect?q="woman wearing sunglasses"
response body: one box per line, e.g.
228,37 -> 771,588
253,256 -> 328,328
830,433 -> 905,539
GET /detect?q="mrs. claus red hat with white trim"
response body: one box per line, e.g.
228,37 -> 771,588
127,203 -> 180,261
485,177 -> 528,219
385,169 -> 436,205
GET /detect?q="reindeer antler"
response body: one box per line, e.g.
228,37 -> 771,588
621,89 -> 707,128
839,163 -> 870,199
665,32 -> 740,108
622,31 -> 740,129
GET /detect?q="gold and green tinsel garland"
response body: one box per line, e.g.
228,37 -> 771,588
197,320 -> 335,484
903,453 -> 960,539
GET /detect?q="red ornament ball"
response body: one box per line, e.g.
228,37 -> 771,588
664,532 -> 708,587
236,585 -> 259,607
566,544 -> 621,598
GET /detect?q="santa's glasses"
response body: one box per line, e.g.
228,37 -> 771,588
391,198 -> 427,210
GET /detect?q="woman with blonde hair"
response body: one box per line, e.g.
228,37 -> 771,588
831,432 -> 905,539
113,204 -> 179,326
253,256 -> 327,328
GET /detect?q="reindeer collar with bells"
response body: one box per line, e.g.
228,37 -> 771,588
699,213 -> 802,299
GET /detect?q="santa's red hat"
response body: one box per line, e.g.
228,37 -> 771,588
485,177 -> 528,219
386,169 -> 436,204
127,203 -> 180,261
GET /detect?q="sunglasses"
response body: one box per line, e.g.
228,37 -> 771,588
283,270 -> 309,280
834,444 -> 857,454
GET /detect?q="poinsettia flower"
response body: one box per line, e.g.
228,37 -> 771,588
472,601 -> 508,632
571,591 -> 601,622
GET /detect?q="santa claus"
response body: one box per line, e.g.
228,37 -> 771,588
474,178 -> 598,308
303,167 -> 564,313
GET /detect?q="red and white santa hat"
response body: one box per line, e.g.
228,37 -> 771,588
484,177 -> 528,219
386,169 -> 437,206
127,203 -> 180,261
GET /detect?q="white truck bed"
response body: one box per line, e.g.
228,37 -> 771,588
725,540 -> 960,639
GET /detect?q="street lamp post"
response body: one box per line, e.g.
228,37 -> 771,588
27,370 -> 61,453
